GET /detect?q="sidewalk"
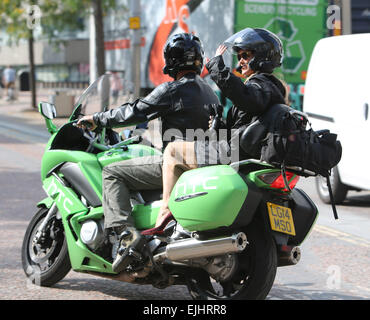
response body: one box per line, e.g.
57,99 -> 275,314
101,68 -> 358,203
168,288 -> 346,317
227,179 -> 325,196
0,90 -> 69,128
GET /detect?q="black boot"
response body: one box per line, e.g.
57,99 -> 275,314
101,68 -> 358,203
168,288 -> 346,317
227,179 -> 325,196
94,228 -> 113,261
112,226 -> 145,273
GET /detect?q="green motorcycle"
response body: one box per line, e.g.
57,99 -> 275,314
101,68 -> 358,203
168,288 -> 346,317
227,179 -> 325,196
22,75 -> 318,300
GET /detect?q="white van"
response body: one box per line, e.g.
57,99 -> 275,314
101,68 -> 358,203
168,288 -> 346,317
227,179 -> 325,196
303,34 -> 370,204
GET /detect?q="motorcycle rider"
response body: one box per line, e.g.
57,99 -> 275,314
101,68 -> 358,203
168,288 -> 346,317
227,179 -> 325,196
157,28 -> 287,220
76,33 -> 219,273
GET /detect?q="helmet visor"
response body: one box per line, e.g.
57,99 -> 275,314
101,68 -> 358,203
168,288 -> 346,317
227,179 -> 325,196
223,28 -> 266,55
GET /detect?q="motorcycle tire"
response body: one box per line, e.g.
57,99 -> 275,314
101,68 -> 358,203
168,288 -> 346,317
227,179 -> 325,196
21,206 -> 71,287
186,217 -> 277,300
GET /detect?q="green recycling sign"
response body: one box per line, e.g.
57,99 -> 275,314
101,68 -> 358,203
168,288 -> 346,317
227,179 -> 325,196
235,0 -> 328,84
264,17 -> 306,73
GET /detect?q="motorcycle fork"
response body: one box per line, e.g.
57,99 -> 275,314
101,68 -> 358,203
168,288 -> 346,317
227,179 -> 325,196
33,202 -> 58,244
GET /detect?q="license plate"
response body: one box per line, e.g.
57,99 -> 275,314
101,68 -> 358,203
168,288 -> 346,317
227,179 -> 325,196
267,202 -> 296,236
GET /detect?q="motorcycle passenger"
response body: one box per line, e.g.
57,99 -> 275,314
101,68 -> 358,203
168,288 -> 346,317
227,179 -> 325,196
76,33 -> 219,273
157,28 -> 287,221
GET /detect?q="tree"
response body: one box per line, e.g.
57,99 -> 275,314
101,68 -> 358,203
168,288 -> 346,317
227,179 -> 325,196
46,0 -> 120,78
1,1 -> 35,108
0,0 -> 119,108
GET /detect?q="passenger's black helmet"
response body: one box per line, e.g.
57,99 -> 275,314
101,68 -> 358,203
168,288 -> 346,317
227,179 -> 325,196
224,28 -> 283,73
163,33 -> 204,78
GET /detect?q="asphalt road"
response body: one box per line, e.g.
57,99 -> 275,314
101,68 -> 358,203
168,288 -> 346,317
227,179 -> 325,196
0,107 -> 369,301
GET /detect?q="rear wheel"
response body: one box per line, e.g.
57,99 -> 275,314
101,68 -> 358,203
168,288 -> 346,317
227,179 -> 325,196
21,207 -> 71,287
186,219 -> 277,300
316,166 -> 348,204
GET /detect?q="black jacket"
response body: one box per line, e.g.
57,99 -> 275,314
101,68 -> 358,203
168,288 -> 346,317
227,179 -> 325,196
93,73 -> 220,149
206,55 -> 287,160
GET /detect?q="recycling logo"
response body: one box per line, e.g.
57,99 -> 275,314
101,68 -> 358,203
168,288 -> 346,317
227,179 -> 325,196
264,17 -> 306,74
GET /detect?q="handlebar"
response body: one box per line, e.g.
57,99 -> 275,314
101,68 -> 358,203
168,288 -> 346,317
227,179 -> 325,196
71,120 -> 143,151
88,135 -> 142,152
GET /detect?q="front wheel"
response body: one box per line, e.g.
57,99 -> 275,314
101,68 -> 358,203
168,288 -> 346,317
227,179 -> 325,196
186,219 -> 277,300
21,207 -> 71,287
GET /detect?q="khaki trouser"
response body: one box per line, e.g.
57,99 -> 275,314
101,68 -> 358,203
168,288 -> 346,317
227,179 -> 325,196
102,155 -> 163,229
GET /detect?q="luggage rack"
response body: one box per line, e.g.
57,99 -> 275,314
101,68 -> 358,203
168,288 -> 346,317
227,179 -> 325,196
283,165 -> 317,177
230,159 -> 318,177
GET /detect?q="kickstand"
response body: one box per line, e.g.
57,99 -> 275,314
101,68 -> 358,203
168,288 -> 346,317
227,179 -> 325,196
326,173 -> 339,220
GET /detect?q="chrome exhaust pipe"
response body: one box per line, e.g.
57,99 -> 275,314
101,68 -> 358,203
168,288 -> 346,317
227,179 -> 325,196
278,246 -> 301,267
154,232 -> 247,263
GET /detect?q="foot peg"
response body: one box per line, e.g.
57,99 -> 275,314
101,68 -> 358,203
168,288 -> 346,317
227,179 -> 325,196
128,247 -> 143,261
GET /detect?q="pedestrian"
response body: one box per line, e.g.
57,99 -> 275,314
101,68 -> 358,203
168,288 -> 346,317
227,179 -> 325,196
3,65 -> 16,101
110,71 -> 123,104
76,33 -> 219,273
157,28 -> 287,222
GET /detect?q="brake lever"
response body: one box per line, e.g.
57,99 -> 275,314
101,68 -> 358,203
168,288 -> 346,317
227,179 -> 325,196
72,120 -> 93,130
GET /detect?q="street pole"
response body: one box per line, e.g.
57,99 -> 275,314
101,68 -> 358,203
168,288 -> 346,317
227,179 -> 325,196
130,0 -> 141,98
92,0 -> 106,78
341,0 -> 352,35
89,10 -> 97,84
28,29 -> 37,109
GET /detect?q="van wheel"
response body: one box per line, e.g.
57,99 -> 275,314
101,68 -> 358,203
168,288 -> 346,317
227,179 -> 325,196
315,167 -> 348,204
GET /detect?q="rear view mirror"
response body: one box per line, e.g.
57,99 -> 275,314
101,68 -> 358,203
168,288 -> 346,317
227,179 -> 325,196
39,102 -> 56,119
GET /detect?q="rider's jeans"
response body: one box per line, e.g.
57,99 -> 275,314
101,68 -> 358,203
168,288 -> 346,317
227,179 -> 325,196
102,155 -> 163,229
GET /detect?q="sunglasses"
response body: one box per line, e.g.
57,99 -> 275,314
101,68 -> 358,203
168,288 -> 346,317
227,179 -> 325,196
237,52 -> 253,61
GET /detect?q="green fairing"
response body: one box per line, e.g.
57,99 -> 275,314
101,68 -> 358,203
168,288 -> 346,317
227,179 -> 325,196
69,209 -> 114,273
41,150 -> 100,180
97,144 -> 162,167
132,201 -> 162,229
40,133 -> 163,272
42,144 -> 161,202
37,196 -> 54,209
42,174 -> 115,273
43,175 -> 87,216
169,165 -> 248,231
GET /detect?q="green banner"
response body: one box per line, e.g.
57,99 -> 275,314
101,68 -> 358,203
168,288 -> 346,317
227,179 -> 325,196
235,0 -> 328,84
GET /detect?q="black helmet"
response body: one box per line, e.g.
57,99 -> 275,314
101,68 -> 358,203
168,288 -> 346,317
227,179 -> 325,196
224,28 -> 283,73
163,33 -> 204,79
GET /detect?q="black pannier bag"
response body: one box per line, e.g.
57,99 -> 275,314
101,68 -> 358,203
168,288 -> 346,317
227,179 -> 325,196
240,104 -> 342,219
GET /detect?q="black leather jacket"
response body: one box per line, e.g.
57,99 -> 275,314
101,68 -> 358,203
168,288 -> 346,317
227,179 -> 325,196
206,55 -> 287,160
93,73 -> 219,148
